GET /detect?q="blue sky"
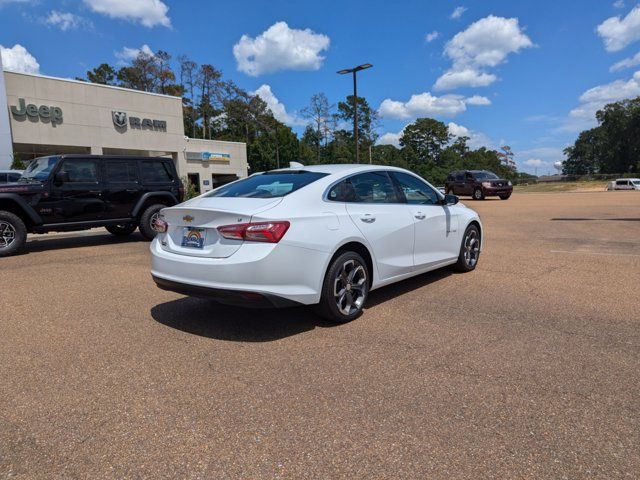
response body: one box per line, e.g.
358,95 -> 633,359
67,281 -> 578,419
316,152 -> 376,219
2,0 -> 640,174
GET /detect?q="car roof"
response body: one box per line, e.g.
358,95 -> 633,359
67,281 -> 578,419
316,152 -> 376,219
270,164 -> 409,176
617,178 -> 640,181
0,170 -> 23,174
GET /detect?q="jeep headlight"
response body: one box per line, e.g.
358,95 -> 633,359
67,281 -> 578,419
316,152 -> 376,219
508,181 -> 512,186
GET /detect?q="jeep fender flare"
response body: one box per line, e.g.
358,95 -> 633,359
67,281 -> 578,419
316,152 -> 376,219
0,193 -> 43,225
132,192 -> 178,218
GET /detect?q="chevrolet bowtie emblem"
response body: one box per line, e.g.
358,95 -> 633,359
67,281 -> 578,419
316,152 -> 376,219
183,215 -> 194,222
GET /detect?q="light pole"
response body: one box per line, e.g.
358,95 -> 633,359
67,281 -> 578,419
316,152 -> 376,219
337,63 -> 372,163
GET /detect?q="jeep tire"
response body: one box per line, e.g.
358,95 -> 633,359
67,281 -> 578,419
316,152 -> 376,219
0,211 -> 27,257
139,204 -> 166,240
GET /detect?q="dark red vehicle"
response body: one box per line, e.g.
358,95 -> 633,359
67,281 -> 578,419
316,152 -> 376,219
445,170 -> 513,200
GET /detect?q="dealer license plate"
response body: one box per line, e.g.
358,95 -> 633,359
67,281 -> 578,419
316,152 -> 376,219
181,227 -> 206,249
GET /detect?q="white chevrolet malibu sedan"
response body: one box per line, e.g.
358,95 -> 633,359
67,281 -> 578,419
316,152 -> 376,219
151,165 -> 482,323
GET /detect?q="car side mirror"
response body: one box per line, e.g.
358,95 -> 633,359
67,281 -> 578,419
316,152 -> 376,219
54,171 -> 70,184
444,194 -> 459,206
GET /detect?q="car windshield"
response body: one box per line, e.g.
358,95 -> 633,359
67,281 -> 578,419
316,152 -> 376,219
473,171 -> 499,180
206,170 -> 329,198
21,156 -> 60,181
632,180 -> 640,186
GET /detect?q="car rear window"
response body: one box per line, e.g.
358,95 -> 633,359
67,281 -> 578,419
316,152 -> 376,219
206,171 -> 328,198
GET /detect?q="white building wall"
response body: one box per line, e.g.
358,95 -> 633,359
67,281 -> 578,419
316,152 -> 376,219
0,58 -> 13,169
1,70 -> 248,182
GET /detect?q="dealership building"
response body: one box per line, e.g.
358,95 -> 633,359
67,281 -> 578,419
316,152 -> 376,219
0,61 -> 248,193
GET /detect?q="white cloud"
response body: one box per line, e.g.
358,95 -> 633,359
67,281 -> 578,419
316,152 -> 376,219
434,68 -> 497,90
465,95 -> 491,106
115,44 -> 154,63
251,84 -> 303,126
44,11 -> 89,31
450,6 -> 467,20
83,0 -> 171,28
0,44 -> 40,74
377,130 -> 404,147
379,92 -> 468,119
447,121 -> 470,138
610,51 -> 640,71
597,5 -> 640,52
233,21 -> 330,76
447,122 -> 492,149
434,15 -> 533,91
425,31 -> 439,43
524,158 -> 543,167
379,91 -> 493,120
562,70 -> 640,131
614,0 -> 625,8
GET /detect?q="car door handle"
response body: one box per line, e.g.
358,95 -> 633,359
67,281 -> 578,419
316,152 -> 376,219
361,215 -> 376,223
126,189 -> 138,193
414,213 -> 426,220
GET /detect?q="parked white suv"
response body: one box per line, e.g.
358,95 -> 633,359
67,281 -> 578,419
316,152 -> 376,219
150,165 -> 483,323
607,178 -> 640,190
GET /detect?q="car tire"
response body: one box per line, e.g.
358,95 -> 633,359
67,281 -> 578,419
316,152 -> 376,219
473,188 -> 485,200
454,224 -> 481,272
0,211 -> 27,258
139,204 -> 166,241
106,224 -> 137,236
316,251 -> 370,323
499,193 -> 511,200
447,188 -> 454,195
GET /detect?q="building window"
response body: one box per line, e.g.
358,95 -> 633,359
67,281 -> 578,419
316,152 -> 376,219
187,173 -> 200,194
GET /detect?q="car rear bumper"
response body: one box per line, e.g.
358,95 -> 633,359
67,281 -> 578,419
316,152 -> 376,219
152,276 -> 302,308
150,237 -> 329,305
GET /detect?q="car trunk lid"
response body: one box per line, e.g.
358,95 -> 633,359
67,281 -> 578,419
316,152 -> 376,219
159,197 -> 282,258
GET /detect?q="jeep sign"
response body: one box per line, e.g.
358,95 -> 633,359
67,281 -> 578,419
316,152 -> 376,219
11,98 -> 63,126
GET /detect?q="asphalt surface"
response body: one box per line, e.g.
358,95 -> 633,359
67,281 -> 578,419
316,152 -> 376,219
1,191 -> 639,479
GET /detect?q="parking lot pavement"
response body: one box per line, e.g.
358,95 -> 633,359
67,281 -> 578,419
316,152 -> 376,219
1,191 -> 639,479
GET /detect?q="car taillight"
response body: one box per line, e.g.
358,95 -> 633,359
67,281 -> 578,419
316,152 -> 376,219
153,217 -> 168,233
217,221 -> 290,243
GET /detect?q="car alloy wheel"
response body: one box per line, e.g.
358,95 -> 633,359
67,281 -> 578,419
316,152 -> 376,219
0,221 -> 16,248
463,229 -> 480,267
473,188 -> 483,200
334,259 -> 367,316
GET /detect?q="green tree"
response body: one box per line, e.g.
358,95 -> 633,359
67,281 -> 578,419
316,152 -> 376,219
10,153 -> 26,170
301,93 -> 333,162
336,95 -> 379,161
84,63 -> 117,85
564,97 -> 640,175
399,118 -> 451,166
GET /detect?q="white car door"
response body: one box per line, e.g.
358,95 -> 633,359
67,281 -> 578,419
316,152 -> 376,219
390,171 -> 460,269
328,171 -> 415,281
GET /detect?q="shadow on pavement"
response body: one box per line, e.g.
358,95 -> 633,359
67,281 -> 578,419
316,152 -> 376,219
151,268 -> 454,342
550,217 -> 640,222
151,298 -> 330,342
25,232 -> 146,253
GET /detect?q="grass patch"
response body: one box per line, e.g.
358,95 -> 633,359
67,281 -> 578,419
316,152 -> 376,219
514,181 -> 607,193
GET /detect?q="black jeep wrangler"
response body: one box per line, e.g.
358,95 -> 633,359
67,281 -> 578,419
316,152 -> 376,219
0,154 -> 184,257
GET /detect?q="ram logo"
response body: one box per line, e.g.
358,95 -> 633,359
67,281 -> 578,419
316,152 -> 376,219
112,111 -> 128,128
